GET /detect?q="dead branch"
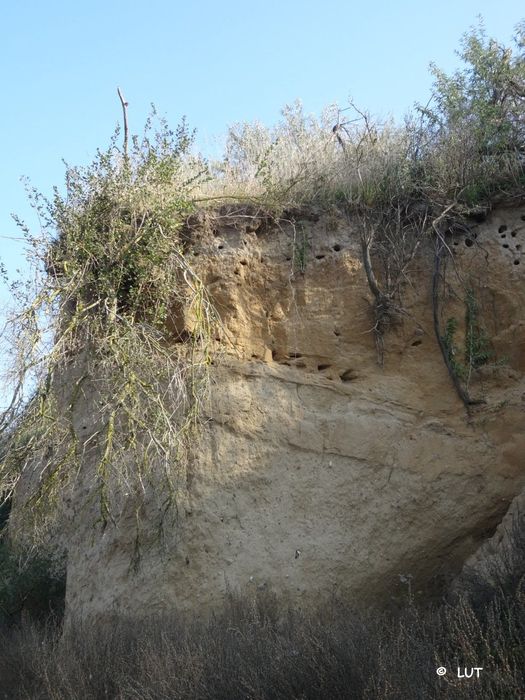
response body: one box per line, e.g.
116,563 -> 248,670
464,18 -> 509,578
117,87 -> 129,160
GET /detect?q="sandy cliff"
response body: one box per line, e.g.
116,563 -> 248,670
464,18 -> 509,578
16,206 -> 525,619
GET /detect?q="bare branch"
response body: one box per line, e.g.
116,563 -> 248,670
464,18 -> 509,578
117,87 -> 129,160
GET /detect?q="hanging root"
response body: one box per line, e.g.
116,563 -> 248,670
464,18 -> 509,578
432,235 -> 486,411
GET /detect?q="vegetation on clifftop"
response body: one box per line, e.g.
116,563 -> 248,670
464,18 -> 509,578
204,21 -> 525,212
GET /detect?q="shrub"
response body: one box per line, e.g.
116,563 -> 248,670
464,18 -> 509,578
0,539 -> 65,625
0,113 -> 217,547
417,20 -> 525,206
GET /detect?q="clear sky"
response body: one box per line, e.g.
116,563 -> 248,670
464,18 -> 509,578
0,0 -> 523,367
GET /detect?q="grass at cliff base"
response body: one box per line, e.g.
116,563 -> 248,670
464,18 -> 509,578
0,582 -> 524,700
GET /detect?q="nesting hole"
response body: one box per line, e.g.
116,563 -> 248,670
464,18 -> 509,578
465,238 -> 474,247
511,230 -> 518,238
514,259 -> 521,265
240,260 -> 248,266
340,369 -> 358,382
499,225 -> 508,233
412,339 -> 423,347
333,244 -> 341,252
503,244 -> 509,249
318,364 -> 331,371
315,254 -> 326,260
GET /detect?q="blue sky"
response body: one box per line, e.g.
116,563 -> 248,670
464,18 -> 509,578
0,0 -> 523,402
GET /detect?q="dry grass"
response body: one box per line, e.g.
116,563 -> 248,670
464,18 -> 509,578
192,103 -> 412,211
0,585 -> 524,700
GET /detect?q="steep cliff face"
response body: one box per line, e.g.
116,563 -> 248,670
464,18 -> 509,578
21,207 -> 525,619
